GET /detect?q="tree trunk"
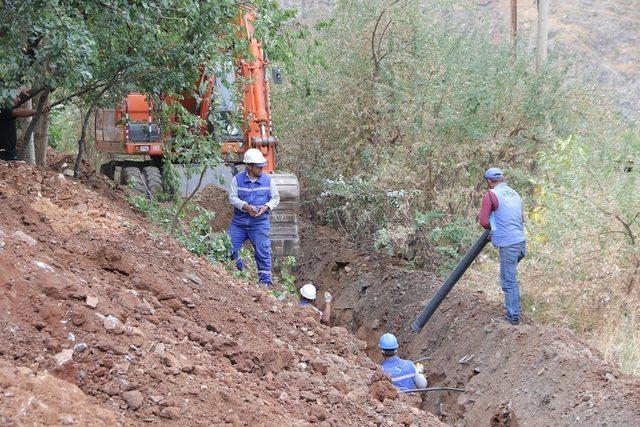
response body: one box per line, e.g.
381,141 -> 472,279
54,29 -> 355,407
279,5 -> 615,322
34,95 -> 50,166
511,0 -> 517,40
19,99 -> 36,164
75,84 -> 110,177
535,0 -> 549,72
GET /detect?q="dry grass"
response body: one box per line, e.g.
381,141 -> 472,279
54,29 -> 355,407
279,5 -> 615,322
460,243 -> 640,376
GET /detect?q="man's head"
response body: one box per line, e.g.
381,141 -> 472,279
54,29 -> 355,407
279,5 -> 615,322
484,167 -> 504,189
300,283 -> 317,302
243,148 -> 268,178
378,333 -> 398,358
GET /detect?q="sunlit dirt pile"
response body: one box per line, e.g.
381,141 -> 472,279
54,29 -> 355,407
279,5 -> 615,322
297,220 -> 640,425
194,185 -> 233,233
0,160 -> 441,426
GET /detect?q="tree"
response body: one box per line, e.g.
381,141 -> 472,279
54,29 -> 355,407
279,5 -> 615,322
0,0 -> 291,168
535,0 -> 549,72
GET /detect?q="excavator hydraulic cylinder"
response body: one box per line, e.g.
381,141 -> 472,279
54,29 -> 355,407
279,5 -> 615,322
411,229 -> 491,332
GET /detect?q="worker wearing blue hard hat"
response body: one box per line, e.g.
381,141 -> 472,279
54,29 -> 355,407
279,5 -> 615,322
479,167 -> 526,325
378,333 -> 427,391
484,167 -> 503,180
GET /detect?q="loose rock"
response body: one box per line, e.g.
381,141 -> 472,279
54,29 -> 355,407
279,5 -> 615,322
53,349 -> 74,366
122,390 -> 144,411
86,295 -> 99,309
12,230 -> 37,246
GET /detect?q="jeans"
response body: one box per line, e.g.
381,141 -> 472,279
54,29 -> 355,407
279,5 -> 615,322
228,218 -> 272,285
499,240 -> 526,322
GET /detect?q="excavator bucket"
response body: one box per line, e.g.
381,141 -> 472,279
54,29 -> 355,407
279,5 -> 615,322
174,165 -> 300,257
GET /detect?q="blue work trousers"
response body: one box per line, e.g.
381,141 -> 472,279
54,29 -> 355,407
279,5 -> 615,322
499,241 -> 526,322
228,217 -> 272,285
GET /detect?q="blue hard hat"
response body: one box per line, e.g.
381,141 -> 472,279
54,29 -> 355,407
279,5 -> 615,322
378,333 -> 399,350
484,167 -> 503,179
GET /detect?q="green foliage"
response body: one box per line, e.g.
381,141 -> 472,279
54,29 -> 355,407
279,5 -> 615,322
1,0 -> 292,170
319,175 -> 420,239
1,1 -> 290,105
274,0 -> 568,266
47,106 -> 82,152
128,193 -> 231,265
429,217 -> 477,274
271,256 -> 297,299
537,130 -> 640,292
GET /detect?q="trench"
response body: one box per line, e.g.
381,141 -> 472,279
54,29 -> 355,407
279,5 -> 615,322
296,220 -> 496,424
296,219 -> 640,426
196,184 -> 640,425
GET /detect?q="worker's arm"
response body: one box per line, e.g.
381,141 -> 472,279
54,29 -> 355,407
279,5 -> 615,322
265,178 -> 280,211
479,191 -> 498,229
228,176 -> 247,211
11,105 -> 49,118
413,363 -> 427,389
320,292 -> 332,325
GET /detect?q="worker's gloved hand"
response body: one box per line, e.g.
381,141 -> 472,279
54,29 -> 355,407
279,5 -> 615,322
256,205 -> 269,217
324,292 -> 332,303
415,362 -> 424,374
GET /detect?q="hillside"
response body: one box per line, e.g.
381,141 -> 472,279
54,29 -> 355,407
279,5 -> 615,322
0,159 -> 440,426
281,0 -> 640,119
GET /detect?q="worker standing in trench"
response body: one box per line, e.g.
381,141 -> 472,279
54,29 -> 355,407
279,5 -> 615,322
299,283 -> 332,325
378,333 -> 427,391
228,148 -> 280,286
479,168 -> 526,325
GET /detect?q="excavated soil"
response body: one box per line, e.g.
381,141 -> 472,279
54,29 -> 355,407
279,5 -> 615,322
194,185 -> 233,233
297,221 -> 640,425
0,160 -> 442,426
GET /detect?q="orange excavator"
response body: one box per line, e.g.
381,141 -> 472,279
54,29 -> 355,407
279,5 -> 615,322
94,9 -> 300,257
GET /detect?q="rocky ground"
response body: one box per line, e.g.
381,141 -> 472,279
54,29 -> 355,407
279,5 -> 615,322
297,221 -> 640,425
3,154 -> 639,425
0,157 -> 441,426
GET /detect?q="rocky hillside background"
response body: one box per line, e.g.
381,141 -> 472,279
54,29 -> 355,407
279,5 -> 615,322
280,0 -> 640,120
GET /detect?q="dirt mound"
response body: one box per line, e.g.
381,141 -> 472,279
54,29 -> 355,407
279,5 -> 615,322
194,185 -> 233,233
0,359 -> 121,425
0,160 -> 441,425
297,220 -> 640,425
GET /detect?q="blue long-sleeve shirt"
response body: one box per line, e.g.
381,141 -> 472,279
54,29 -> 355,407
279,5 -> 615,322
228,173 -> 280,211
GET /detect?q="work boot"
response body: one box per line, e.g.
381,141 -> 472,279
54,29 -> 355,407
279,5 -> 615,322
491,316 -> 519,326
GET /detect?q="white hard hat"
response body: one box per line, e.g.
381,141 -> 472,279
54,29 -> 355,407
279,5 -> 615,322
300,283 -> 317,300
243,148 -> 268,165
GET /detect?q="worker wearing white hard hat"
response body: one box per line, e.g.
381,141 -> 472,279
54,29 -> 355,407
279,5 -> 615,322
228,148 -> 281,286
299,283 -> 332,325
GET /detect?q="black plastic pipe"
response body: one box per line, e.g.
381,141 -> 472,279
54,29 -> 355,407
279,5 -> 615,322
411,229 -> 491,332
401,387 -> 465,394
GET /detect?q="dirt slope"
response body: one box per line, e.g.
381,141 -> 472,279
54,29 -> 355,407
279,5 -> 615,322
0,160 -> 441,426
298,221 -> 640,425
